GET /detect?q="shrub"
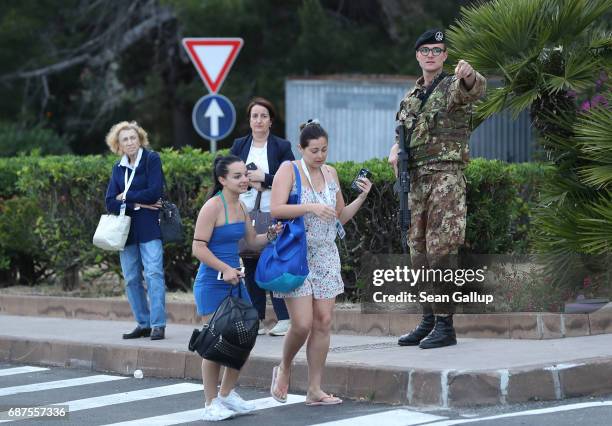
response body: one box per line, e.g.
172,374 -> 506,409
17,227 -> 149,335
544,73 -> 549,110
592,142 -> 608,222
0,156 -> 32,198
0,150 -> 547,298
333,158 -> 549,298
9,147 -> 216,290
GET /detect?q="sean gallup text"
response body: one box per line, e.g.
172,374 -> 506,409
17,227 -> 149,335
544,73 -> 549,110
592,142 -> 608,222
372,291 -> 494,304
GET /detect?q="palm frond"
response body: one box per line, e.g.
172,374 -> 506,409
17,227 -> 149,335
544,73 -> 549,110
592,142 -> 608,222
549,0 -> 612,44
475,86 -> 511,121
448,0 -> 546,73
534,201 -> 583,251
579,165 -> 612,189
507,88 -> 541,117
577,193 -> 612,253
576,104 -> 612,188
589,32 -> 612,50
542,52 -> 603,93
576,104 -> 612,152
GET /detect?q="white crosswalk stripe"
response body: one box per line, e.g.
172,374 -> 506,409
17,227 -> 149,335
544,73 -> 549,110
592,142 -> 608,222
103,394 -> 307,426
424,400 -> 612,425
0,383 -> 201,423
57,383 -> 202,412
310,409 -> 447,426
0,374 -> 126,397
0,366 -> 49,377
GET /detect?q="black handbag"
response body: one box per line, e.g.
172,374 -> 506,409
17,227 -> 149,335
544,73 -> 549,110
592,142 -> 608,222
238,191 -> 273,258
144,151 -> 183,244
159,200 -> 183,244
188,282 -> 259,370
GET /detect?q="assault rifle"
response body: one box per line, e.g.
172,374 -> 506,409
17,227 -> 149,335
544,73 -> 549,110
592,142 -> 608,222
396,121 -> 415,253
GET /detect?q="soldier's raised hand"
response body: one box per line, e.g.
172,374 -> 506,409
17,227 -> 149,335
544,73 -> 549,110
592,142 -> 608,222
455,60 -> 474,80
455,60 -> 477,90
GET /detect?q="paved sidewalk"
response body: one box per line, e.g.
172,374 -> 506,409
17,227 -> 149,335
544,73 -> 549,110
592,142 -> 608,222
3,294 -> 611,339
1,314 -> 612,407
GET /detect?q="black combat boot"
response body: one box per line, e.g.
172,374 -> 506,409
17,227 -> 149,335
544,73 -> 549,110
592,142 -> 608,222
419,315 -> 457,349
398,313 -> 435,346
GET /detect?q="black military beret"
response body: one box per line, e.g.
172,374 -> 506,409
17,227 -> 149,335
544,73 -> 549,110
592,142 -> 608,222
414,29 -> 445,50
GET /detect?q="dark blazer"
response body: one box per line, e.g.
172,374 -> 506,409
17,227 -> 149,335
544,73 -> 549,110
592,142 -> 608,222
230,133 -> 295,188
105,149 -> 163,245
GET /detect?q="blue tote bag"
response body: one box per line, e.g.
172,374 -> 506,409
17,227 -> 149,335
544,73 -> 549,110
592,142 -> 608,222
255,162 -> 309,292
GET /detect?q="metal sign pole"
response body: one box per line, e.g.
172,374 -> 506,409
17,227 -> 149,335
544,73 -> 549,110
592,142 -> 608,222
211,139 -> 217,154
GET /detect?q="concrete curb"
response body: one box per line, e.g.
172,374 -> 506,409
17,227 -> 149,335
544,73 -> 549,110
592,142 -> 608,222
1,335 -> 611,407
2,294 -> 611,339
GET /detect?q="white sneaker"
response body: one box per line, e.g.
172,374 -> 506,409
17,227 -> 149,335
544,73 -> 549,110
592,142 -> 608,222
218,390 -> 256,414
202,398 -> 236,421
258,323 -> 267,335
268,319 -> 290,336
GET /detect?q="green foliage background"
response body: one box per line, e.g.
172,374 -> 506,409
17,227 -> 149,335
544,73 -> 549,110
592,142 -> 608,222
0,152 -> 548,298
0,0 -> 470,155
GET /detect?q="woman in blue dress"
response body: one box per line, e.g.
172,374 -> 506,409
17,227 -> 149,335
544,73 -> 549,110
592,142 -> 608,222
192,155 -> 281,421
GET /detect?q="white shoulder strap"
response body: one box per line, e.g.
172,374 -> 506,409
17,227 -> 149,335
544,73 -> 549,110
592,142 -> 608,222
300,158 -> 332,205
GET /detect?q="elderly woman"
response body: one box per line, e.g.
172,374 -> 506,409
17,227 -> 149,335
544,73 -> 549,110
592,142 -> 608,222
230,97 -> 295,336
105,121 -> 167,341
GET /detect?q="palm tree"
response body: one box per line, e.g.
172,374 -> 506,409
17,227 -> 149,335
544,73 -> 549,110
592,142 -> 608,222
447,0 -> 612,293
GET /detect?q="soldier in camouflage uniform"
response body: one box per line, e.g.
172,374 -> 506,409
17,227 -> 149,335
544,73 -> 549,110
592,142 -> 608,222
388,29 -> 486,349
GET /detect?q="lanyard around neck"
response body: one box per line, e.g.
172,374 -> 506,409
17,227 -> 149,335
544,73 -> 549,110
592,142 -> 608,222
122,156 -> 141,202
300,158 -> 332,206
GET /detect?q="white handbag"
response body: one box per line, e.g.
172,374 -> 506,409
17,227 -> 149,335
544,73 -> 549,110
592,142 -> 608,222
92,211 -> 131,251
93,157 -> 140,251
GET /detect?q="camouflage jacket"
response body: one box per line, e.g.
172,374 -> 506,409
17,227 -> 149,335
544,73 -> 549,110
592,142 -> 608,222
396,72 -> 486,170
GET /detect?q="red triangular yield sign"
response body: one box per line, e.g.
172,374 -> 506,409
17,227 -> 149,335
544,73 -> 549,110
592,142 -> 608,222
182,38 -> 244,94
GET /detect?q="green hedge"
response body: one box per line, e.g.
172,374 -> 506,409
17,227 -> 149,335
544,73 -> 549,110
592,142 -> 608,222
0,151 -> 552,296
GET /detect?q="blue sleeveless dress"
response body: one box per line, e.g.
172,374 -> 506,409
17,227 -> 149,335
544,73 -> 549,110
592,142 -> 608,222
193,194 -> 251,316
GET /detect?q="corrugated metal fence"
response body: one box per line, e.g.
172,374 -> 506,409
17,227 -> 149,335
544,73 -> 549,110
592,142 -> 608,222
285,77 -> 536,163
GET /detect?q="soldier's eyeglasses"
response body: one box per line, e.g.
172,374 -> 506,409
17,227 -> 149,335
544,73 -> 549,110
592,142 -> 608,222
418,47 -> 446,56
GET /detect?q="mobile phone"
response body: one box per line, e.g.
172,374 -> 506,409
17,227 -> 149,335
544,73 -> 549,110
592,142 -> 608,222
351,168 -> 373,193
217,267 -> 245,281
246,162 -> 258,170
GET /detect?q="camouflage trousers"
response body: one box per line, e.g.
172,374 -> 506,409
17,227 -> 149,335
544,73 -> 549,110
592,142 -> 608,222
408,169 -> 467,315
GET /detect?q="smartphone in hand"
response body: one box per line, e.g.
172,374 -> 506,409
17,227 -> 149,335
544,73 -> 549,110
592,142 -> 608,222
246,162 -> 258,171
217,267 -> 246,281
351,168 -> 373,193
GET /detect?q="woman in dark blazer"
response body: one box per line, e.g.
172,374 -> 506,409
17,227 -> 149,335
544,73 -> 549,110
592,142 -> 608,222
105,121 -> 167,341
230,97 -> 294,336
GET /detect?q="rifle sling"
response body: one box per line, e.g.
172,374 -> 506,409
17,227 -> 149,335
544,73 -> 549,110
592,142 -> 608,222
400,71 -> 448,166
417,71 -> 448,112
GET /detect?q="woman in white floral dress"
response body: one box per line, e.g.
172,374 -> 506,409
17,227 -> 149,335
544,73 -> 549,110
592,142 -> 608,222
269,120 -> 372,406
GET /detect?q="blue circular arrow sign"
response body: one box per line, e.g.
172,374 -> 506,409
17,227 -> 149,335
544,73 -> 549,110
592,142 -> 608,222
192,94 -> 236,141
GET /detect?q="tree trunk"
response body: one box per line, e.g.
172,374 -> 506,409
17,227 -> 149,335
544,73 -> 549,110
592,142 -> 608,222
62,265 -> 80,291
17,254 -> 36,286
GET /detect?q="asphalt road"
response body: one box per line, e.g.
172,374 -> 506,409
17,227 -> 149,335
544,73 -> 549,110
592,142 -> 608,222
0,362 -> 610,425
